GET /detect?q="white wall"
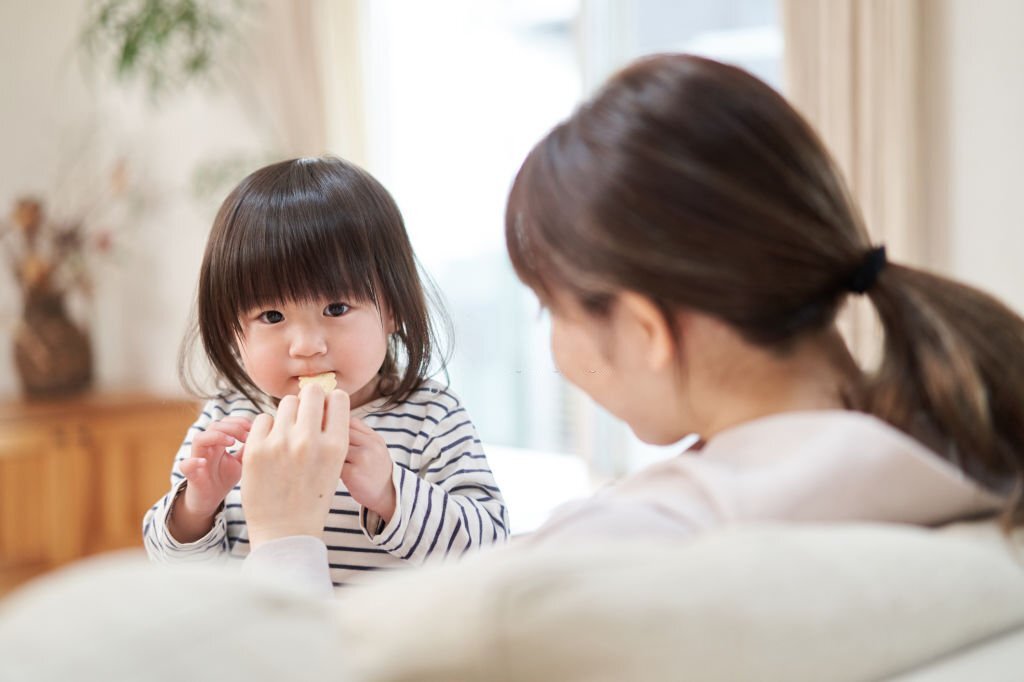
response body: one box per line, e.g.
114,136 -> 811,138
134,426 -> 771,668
0,1 -> 269,398
923,0 -> 1024,314
2,0 -> 1022,401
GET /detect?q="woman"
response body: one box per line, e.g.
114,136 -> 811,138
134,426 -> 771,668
241,53 -> 1023,588
4,54 -> 1023,682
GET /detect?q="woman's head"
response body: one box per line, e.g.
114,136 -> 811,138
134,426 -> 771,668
191,156 -> 443,406
507,54 -> 869,349
507,54 -> 871,436
506,54 -> 1024,526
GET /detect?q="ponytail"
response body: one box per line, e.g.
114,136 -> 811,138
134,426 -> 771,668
863,264 -> 1024,529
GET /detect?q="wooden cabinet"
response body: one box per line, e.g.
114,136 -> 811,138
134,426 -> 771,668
0,393 -> 198,596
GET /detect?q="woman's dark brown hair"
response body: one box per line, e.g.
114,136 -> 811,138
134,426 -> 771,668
181,156 -> 449,408
505,54 -> 1024,529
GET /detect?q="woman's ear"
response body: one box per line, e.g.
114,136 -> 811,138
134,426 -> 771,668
616,292 -> 676,371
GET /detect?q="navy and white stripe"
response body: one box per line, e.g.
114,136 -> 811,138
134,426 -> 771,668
142,379 -> 509,586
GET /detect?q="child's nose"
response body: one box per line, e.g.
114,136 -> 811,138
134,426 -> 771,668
289,327 -> 328,357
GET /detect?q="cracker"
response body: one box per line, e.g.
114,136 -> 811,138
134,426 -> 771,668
298,372 -> 337,392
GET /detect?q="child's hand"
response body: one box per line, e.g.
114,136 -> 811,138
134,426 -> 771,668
178,416 -> 251,517
343,417 -> 397,523
241,385 -> 350,548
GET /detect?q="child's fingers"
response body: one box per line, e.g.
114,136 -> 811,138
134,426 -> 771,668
348,415 -> 374,435
347,430 -> 376,450
218,416 -> 253,429
192,429 -> 234,449
208,416 -> 252,430
344,441 -> 364,461
204,420 -> 252,442
179,457 -> 205,479
347,417 -> 368,439
347,419 -> 384,449
346,429 -> 369,451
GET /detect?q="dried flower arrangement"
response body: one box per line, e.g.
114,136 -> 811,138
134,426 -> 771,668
1,160 -> 132,397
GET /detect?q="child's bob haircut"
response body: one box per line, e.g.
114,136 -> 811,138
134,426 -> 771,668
183,156 -> 448,407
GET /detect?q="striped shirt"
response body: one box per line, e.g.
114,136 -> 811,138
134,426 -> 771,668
142,380 -> 509,586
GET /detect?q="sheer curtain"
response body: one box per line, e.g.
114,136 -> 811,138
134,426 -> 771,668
231,0 -> 333,159
308,1 -> 786,478
780,0 -> 924,360
316,0 -> 369,166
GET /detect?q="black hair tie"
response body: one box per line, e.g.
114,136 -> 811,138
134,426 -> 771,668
847,246 -> 887,295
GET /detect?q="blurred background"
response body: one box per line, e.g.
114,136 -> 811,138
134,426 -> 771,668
2,0 -> 1023,592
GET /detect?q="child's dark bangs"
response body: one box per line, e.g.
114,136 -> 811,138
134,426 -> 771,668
229,212 -> 379,317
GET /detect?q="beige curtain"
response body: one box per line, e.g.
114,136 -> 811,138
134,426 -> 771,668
780,0 -> 923,362
232,1 -> 327,157
231,0 -> 367,162
316,0 -> 369,166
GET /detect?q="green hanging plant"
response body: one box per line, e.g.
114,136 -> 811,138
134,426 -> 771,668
80,0 -> 250,99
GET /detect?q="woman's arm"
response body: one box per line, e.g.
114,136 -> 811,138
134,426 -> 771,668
242,535 -> 335,597
239,384 -> 349,592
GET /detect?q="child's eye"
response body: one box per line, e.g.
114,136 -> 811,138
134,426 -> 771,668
324,302 -> 350,318
257,310 -> 285,324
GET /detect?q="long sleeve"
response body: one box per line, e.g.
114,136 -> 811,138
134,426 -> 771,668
142,394 -> 258,563
243,535 -> 335,598
142,477 -> 230,562
360,400 -> 510,563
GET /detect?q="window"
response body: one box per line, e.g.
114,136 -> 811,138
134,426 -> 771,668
360,0 -> 781,481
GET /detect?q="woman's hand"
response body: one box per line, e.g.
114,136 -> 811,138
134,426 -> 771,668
343,417 -> 397,523
241,384 -> 350,549
169,416 -> 251,543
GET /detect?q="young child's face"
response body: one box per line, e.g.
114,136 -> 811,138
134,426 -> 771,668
237,297 -> 394,408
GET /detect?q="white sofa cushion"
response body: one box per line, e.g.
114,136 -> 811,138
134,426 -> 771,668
337,521 -> 1024,681
1,522 -> 1021,681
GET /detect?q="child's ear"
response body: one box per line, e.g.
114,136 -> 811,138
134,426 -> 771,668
617,292 -> 676,371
